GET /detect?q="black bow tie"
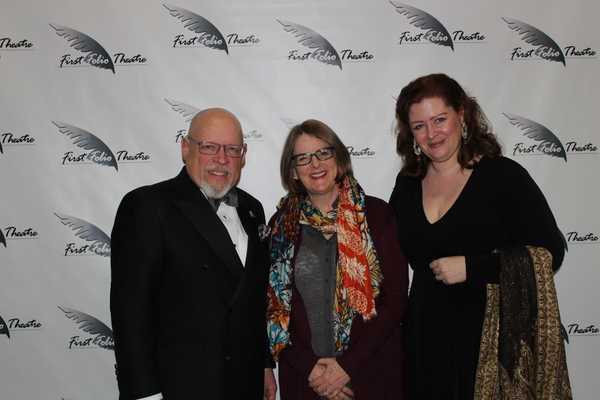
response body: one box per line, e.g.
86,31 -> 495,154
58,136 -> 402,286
207,189 -> 239,212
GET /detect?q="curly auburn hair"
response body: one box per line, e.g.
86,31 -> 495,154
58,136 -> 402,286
394,73 -> 502,179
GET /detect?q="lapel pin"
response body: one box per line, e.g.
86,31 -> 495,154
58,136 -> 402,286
258,224 -> 271,241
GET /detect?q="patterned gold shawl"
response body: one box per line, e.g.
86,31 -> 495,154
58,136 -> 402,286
475,246 -> 572,399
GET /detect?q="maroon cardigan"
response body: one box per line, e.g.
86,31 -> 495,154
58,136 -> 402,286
271,196 -> 409,399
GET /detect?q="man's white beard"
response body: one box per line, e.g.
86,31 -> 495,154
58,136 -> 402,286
201,179 -> 232,199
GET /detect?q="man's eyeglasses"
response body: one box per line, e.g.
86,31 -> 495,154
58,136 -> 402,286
291,147 -> 335,166
186,136 -> 246,158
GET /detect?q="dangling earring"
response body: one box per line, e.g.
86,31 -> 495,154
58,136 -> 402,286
413,139 -> 422,156
461,122 -> 468,143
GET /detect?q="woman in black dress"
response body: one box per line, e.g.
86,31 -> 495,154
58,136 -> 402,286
389,73 -> 571,399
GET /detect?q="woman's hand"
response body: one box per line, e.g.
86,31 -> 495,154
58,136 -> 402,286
329,386 -> 355,400
308,358 -> 353,399
264,368 -> 277,400
430,256 -> 466,285
308,363 -> 326,383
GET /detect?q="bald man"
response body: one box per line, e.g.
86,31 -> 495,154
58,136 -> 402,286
110,109 -> 276,400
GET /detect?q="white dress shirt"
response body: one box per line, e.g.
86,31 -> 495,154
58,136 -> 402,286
215,201 -> 248,264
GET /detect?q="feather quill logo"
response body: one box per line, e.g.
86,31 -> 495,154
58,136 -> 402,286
54,213 -> 111,257
277,20 -> 342,70
0,315 -> 10,339
165,99 -> 202,142
58,307 -> 114,350
53,121 -> 118,170
502,18 -> 566,66
280,117 -> 301,130
165,99 -> 201,123
0,228 -> 6,248
504,113 -> 567,162
164,4 -> 229,53
390,2 -> 454,50
49,24 -> 115,73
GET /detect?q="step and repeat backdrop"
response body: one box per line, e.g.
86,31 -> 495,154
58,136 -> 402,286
1,0 -> 598,398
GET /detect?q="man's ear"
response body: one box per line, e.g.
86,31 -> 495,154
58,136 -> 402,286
241,144 -> 247,168
181,137 -> 189,164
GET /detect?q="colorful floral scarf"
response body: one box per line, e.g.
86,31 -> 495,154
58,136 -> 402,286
266,175 -> 382,361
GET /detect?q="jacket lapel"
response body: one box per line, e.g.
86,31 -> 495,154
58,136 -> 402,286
238,197 -> 259,267
170,168 -> 245,282
229,193 -> 262,305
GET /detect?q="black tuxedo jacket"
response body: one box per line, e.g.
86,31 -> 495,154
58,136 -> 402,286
110,168 -> 270,400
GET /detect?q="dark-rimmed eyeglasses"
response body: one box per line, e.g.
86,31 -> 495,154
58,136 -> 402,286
186,136 -> 246,158
291,147 -> 335,166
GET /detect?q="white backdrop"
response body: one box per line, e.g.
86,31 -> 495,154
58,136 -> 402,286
1,1 -> 598,399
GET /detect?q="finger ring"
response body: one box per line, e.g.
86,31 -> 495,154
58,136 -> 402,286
435,274 -> 442,281
324,390 -> 329,396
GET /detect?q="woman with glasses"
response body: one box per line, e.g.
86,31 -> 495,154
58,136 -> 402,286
266,119 -> 409,399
